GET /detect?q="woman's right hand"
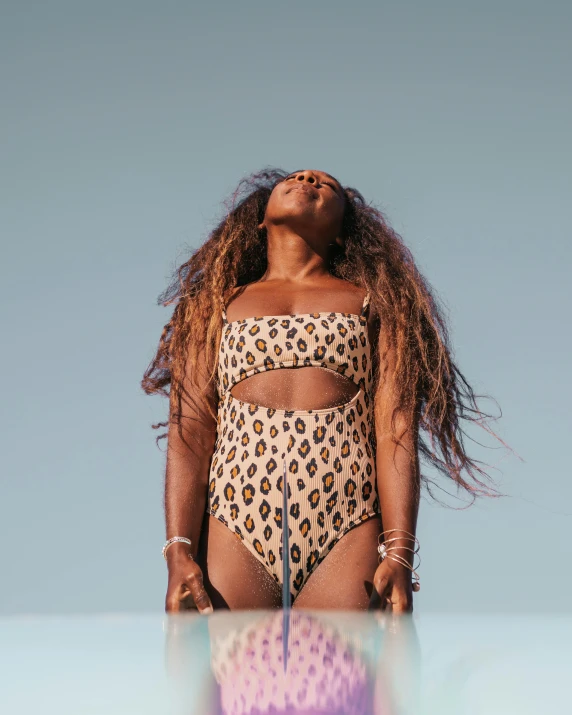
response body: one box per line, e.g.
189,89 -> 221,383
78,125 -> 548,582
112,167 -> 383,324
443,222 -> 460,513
165,546 -> 214,614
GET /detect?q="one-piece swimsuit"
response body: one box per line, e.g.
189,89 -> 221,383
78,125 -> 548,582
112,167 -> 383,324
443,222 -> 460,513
205,291 -> 380,599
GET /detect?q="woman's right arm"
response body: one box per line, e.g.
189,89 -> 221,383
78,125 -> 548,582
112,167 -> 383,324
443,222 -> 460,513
164,349 -> 218,614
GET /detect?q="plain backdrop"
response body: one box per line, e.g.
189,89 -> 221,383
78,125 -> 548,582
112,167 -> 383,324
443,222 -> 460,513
1,0 -> 570,614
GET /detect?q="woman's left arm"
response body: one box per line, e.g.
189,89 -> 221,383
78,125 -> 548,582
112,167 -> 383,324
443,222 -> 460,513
370,326 -> 421,613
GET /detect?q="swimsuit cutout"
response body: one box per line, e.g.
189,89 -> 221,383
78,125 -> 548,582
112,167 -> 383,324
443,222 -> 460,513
205,290 -> 380,600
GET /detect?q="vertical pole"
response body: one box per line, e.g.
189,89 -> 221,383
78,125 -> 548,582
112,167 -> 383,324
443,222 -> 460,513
281,457 -> 290,672
282,457 -> 290,608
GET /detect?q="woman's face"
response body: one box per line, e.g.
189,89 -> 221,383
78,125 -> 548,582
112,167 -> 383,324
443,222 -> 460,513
261,169 -> 346,243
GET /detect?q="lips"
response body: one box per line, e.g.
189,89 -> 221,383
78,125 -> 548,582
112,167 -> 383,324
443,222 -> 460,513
287,184 -> 317,198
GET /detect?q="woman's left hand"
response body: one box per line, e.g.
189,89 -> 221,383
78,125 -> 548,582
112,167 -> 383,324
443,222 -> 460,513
368,558 -> 413,613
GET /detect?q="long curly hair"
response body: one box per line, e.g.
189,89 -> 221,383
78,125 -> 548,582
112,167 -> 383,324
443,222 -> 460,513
142,167 -> 510,505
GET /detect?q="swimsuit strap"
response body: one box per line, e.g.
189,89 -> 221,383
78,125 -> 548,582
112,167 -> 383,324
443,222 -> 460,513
360,292 -> 370,316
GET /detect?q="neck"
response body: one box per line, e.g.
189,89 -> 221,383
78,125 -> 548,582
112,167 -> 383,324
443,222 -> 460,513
262,225 -> 333,282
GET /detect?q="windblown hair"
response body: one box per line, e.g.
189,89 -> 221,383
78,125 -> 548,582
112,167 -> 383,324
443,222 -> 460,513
142,167 -> 509,505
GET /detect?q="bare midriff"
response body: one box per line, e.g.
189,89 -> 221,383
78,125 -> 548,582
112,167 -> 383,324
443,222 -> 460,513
228,367 -> 360,411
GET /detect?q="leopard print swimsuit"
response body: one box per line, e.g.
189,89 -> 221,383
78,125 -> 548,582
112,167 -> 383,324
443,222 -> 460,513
205,291 -> 380,600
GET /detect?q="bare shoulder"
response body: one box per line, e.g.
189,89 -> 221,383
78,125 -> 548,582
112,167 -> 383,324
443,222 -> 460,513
326,276 -> 367,300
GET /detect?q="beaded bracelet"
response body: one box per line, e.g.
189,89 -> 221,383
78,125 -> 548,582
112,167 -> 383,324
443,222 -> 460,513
162,536 -> 192,560
377,529 -> 421,592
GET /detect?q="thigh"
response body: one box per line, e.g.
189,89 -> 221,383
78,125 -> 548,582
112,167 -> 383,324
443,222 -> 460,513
292,515 -> 382,610
196,514 -> 282,610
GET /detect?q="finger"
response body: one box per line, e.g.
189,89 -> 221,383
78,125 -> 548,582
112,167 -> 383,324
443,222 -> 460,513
368,577 -> 389,611
178,584 -> 199,610
392,583 -> 413,613
186,568 -> 214,614
165,584 -> 183,613
392,596 -> 413,614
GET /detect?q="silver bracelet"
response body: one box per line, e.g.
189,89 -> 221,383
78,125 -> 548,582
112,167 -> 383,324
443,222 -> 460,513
377,529 -> 421,592
162,536 -> 192,560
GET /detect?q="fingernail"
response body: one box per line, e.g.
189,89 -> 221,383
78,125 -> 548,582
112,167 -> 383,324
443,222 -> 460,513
202,606 -> 213,614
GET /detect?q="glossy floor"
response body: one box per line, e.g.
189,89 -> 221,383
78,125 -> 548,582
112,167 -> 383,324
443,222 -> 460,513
1,611 -> 570,714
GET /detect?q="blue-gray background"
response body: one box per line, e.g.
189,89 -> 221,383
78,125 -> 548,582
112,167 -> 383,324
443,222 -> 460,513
1,1 -> 570,614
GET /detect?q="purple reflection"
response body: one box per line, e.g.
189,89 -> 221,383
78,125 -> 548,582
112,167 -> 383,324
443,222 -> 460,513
209,611 -> 374,715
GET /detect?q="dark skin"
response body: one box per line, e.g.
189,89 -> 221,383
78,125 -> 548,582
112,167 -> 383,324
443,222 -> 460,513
165,169 -> 419,614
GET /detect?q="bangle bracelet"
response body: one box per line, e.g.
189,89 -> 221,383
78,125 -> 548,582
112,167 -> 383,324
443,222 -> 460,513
378,529 -> 421,592
162,536 -> 192,560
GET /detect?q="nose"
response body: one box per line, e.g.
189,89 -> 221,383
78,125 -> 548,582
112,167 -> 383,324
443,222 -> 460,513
294,170 -> 319,185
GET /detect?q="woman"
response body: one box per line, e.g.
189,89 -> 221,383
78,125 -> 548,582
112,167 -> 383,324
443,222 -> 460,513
142,168 -> 504,613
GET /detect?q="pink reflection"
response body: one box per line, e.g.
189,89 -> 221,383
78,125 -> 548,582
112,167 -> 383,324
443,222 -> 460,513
209,611 -> 374,715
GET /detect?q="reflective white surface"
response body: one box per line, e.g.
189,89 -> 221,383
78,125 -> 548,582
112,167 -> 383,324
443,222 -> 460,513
1,612 -> 570,714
